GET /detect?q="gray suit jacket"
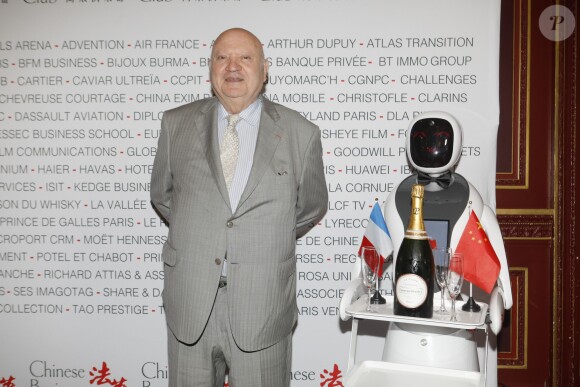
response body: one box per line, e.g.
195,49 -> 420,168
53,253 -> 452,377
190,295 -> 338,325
150,97 -> 328,351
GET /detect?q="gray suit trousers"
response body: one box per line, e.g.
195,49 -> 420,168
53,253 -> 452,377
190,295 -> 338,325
168,285 -> 292,387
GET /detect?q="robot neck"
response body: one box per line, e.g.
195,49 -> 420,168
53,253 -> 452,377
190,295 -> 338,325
416,170 -> 454,191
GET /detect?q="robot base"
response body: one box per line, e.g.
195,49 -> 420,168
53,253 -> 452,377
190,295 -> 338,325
382,322 -> 480,372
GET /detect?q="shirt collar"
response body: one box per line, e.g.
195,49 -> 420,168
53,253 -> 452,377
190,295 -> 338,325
218,97 -> 262,127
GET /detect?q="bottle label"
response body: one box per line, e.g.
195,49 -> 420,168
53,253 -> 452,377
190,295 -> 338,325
396,274 -> 428,308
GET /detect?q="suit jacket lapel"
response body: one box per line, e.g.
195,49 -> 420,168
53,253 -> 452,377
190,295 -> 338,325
196,98 -> 232,212
236,98 -> 283,212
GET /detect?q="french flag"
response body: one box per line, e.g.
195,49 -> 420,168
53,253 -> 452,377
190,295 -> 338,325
358,202 -> 394,273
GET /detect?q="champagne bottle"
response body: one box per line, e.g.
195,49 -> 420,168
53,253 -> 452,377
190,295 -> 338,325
394,184 -> 434,318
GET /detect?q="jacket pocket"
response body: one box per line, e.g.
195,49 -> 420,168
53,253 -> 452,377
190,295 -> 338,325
279,254 -> 296,279
162,241 -> 177,267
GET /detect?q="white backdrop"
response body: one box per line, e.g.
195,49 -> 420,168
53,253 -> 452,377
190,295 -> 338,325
0,1 -> 500,386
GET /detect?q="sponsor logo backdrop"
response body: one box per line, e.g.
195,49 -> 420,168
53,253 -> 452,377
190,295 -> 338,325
0,0 -> 500,385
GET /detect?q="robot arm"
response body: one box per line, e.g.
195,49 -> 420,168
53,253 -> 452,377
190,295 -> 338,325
481,205 -> 512,335
481,205 -> 512,310
338,260 -> 366,321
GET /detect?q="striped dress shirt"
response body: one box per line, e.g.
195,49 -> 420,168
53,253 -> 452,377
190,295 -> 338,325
217,98 -> 262,211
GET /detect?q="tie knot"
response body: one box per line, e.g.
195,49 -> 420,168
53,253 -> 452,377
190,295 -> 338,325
227,114 -> 239,128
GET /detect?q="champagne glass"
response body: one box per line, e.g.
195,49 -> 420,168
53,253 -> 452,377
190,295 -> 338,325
446,253 -> 464,321
360,247 -> 379,312
433,247 -> 451,315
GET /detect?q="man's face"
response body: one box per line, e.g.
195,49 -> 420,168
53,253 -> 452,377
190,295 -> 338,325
210,29 -> 268,112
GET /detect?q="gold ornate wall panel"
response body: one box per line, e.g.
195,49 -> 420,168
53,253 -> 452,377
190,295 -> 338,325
498,213 -> 554,240
496,0 -> 577,386
497,269 -> 527,369
497,0 -> 529,188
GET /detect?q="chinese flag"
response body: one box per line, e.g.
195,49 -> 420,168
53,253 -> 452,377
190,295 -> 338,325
455,210 -> 501,294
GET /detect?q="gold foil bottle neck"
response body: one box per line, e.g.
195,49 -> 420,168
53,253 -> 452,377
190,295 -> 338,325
411,184 -> 425,199
406,184 -> 427,238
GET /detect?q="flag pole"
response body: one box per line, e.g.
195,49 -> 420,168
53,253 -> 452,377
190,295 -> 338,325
371,254 -> 388,305
462,204 -> 481,312
462,283 -> 481,312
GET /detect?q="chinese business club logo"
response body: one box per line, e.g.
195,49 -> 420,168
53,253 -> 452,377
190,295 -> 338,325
89,362 -> 127,387
0,376 -> 16,387
320,363 -> 343,387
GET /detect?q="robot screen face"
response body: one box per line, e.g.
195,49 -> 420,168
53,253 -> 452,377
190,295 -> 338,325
409,118 -> 454,168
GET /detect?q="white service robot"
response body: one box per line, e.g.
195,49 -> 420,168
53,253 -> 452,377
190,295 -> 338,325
340,111 -> 512,386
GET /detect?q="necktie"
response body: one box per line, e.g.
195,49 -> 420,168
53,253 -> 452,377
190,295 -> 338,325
220,114 -> 240,191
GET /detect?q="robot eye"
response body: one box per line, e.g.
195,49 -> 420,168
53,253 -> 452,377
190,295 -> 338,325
412,131 -> 427,140
434,131 -> 450,139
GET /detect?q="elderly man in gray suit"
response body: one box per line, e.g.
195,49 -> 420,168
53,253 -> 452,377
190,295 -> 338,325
150,28 -> 328,387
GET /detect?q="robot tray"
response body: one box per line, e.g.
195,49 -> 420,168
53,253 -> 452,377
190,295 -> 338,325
345,295 -> 488,330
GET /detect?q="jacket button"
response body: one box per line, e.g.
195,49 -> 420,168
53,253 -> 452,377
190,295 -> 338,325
215,258 -> 222,265
226,221 -> 234,228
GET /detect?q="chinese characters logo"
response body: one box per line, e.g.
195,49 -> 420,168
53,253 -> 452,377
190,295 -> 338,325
89,362 -> 127,387
0,376 -> 16,387
320,363 -> 343,387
